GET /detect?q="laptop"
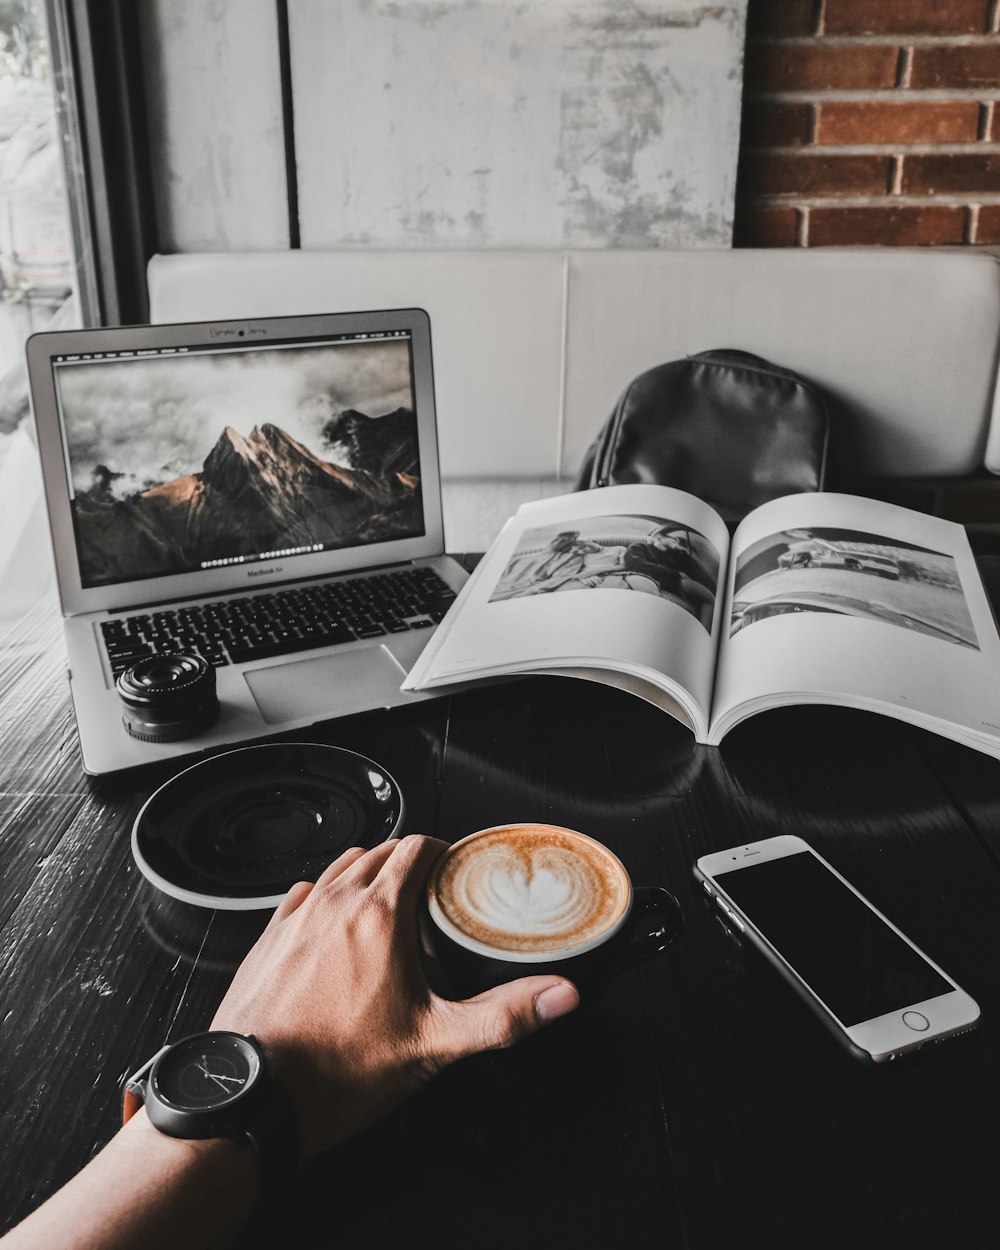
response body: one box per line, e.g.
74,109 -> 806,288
27,307 -> 469,775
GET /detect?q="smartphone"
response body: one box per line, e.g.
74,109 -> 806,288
694,835 -> 980,1064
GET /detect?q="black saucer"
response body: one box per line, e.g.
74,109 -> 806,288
132,742 -> 404,909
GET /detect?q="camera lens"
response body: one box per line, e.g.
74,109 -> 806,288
117,653 -> 219,743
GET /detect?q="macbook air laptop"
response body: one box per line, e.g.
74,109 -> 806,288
27,307 -> 469,775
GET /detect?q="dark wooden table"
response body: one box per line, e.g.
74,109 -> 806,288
2,568 -> 1000,1249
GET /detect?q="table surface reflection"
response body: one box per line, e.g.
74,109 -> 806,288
2,565 -> 1000,1250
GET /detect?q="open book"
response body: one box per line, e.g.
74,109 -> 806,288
403,484 -> 1000,759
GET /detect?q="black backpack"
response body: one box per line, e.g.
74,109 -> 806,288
574,349 -> 833,528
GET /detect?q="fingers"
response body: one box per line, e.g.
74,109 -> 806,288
275,842 -> 387,927
269,844 -> 374,928
270,879 -> 314,923
315,833 -> 447,898
314,844 -> 371,889
344,835 -> 407,887
376,835 -> 449,908
424,976 -> 580,1069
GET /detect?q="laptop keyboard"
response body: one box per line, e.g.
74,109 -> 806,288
99,566 -> 457,680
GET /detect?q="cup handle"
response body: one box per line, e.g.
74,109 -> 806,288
621,887 -> 683,969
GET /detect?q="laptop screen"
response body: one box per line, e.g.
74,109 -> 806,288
30,308 -> 445,617
50,329 -> 426,590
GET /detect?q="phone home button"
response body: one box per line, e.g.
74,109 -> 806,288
902,1010 -> 930,1032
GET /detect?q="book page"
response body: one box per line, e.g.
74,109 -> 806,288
709,492 -> 1000,749
404,484 -> 730,739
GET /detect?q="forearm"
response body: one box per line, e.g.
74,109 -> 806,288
0,1110 -> 259,1250
0,838 -> 580,1250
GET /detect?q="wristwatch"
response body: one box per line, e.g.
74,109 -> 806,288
121,1031 -> 299,1193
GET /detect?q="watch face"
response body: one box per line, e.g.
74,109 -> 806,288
151,1033 -> 261,1112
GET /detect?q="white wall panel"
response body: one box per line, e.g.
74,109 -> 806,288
148,247 -> 1000,485
562,248 -> 1000,479
288,0 -> 746,249
147,249 -> 567,477
138,0 -> 290,251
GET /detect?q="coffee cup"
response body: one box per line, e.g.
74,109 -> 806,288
424,823 -> 682,1000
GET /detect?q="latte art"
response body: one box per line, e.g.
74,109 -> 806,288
429,824 -> 631,957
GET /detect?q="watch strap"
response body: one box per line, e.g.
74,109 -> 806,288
121,1045 -> 168,1127
121,1082 -> 143,1124
119,1035 -> 299,1201
244,1065 -> 300,1193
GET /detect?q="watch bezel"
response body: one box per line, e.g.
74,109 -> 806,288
145,1031 -> 267,1139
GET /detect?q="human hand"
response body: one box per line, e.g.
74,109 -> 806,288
211,835 -> 579,1160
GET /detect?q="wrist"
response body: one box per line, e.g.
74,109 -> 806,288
0,1110 -> 262,1250
109,1109 -> 261,1242
121,1031 -> 300,1201
123,1106 -> 260,1178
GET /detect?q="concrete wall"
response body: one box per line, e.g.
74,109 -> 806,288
138,0 -> 748,253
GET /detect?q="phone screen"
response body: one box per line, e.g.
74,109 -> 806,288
713,850 -> 951,1025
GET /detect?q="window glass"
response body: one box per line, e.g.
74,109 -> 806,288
0,0 -> 77,634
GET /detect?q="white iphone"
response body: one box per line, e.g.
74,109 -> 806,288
694,835 -> 980,1064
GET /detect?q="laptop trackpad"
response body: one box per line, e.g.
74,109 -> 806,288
244,646 -> 407,725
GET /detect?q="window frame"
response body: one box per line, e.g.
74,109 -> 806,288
44,0 -> 156,327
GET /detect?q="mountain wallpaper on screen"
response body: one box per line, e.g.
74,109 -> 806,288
72,409 -> 422,587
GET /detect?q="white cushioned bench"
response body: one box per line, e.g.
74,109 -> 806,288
148,248 -> 1000,551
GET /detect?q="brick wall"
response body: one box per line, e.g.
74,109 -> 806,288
734,0 -> 1000,248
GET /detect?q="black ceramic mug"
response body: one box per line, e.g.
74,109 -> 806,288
424,823 -> 682,1001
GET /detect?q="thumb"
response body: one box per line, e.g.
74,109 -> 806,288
426,977 -> 580,1068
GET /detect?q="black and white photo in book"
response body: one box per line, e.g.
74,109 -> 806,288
404,482 -> 1000,762
490,515 -> 720,630
731,527 -> 978,649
